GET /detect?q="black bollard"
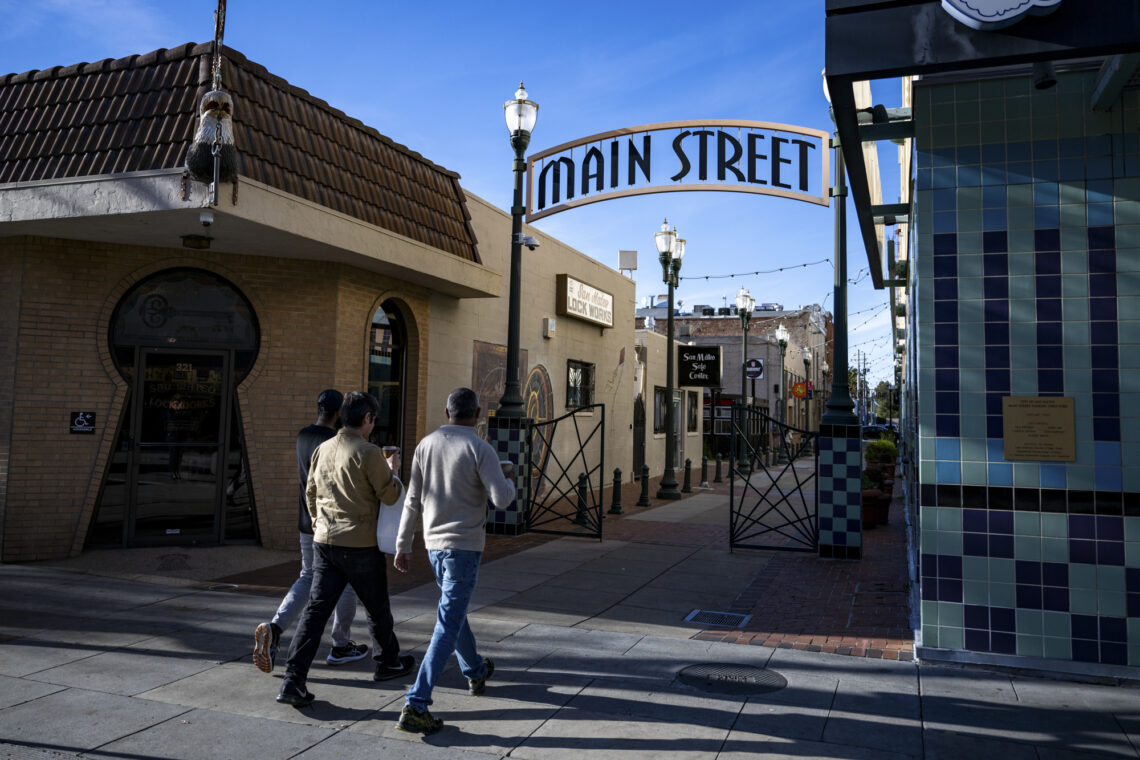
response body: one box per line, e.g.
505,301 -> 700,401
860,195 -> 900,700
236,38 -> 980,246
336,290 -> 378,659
636,464 -> 651,506
608,468 -> 624,515
682,458 -> 692,493
574,473 -> 589,526
699,456 -> 709,488
714,454 -> 723,483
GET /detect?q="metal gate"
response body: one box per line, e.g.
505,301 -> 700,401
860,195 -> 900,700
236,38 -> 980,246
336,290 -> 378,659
525,404 -> 605,539
729,404 -> 818,552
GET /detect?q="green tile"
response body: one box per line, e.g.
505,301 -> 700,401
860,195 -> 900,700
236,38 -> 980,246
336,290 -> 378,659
1098,565 -> 1126,591
1017,609 -> 1043,635
958,231 -> 983,254
959,323 -> 985,346
979,121 -> 1005,143
1010,344 -> 1037,369
990,582 -> 1016,608
958,276 -> 984,299
1130,646 -> 1140,668
1013,463 -> 1040,487
1042,611 -> 1070,638
1058,181 -> 1085,204
956,99 -> 981,122
938,530 -> 963,556
959,209 -> 982,232
1041,513 -> 1068,538
1098,590 -> 1126,617
1008,184 -> 1034,207
920,461 -> 936,486
1059,204 -> 1086,228
1117,225 -> 1140,249
1014,512 -> 1040,536
1062,275 -> 1089,298
1125,516 -> 1140,542
922,625 -> 940,649
932,125 -> 956,147
1041,537 -> 1069,562
958,123 -> 980,144
1011,371 -> 1036,395
1071,564 -> 1098,589
1008,228 -> 1035,252
1061,227 -> 1086,251
921,526 -> 938,552
1064,347 -> 1091,369
1009,205 -> 1036,229
963,556 -> 988,581
1008,253 -> 1035,276
920,505 -> 937,525
1043,637 -> 1072,661
1118,201 -> 1140,225
1068,467 -> 1095,491
1063,300 -> 1089,322
1008,300 -> 1035,325
963,580 -> 988,605
956,81 -> 981,101
1017,636 -> 1044,658
1126,542 -> 1140,567
1070,588 -> 1098,615
939,602 -> 964,628
1119,297 -> 1140,321
962,415 -> 987,439
962,462 -> 988,485
937,507 -> 962,532
921,600 -> 938,622
1009,276 -> 1035,299
1010,323 -> 1038,346
1007,119 -> 1030,141
940,626 -> 965,650
1014,536 -> 1041,561
958,187 -> 982,209
959,255 -> 983,277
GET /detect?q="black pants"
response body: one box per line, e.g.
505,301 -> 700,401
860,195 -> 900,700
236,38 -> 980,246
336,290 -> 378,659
284,542 -> 400,684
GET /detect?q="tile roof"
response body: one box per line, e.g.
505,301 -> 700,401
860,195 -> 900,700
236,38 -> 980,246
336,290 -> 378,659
0,42 -> 479,263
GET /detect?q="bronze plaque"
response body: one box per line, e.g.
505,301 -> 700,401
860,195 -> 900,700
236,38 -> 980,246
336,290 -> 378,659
1002,396 -> 1076,462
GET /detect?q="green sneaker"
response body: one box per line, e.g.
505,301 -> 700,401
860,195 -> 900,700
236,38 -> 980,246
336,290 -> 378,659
396,706 -> 443,735
467,657 -> 494,696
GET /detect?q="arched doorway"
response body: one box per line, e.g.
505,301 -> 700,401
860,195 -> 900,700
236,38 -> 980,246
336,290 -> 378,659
367,300 -> 408,456
91,268 -> 260,547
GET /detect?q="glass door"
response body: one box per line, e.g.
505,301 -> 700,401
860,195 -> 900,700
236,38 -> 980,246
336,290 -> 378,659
128,349 -> 231,543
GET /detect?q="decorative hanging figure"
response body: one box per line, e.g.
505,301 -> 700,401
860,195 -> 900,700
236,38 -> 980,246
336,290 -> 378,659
185,0 -> 237,204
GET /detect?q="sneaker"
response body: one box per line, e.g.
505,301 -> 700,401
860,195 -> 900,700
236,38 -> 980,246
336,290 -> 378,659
326,640 -> 369,665
396,705 -> 443,735
275,679 -> 315,707
373,653 -> 415,682
253,622 -> 280,674
468,657 -> 494,696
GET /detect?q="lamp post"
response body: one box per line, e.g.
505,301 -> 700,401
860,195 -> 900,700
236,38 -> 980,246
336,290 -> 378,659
497,83 -> 538,418
656,219 -> 684,500
775,323 -> 789,427
735,287 -> 754,404
802,346 -> 812,430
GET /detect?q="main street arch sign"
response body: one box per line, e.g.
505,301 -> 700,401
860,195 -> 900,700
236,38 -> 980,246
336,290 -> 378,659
525,120 -> 830,223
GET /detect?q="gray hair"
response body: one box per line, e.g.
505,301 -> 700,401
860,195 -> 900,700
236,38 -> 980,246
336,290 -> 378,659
447,387 -> 479,421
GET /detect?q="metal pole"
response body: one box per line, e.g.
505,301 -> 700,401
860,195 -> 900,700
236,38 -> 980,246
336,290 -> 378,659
822,136 -> 857,425
497,136 -> 529,417
700,456 -> 709,488
608,468 -> 623,515
658,274 -> 681,499
637,464 -> 651,506
682,458 -> 692,493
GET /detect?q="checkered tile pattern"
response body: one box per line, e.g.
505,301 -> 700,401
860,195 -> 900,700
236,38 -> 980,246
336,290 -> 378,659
912,71 -> 1140,668
818,423 -> 863,560
486,415 -> 529,536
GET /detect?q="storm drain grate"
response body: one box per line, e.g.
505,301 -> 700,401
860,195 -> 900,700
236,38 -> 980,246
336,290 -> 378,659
677,663 -> 788,695
685,609 -> 751,628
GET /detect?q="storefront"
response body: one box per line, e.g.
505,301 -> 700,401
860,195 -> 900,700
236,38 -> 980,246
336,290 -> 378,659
0,42 -> 633,560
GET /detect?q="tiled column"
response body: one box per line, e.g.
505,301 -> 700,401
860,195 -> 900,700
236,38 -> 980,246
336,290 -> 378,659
485,415 -> 530,536
818,422 -> 863,559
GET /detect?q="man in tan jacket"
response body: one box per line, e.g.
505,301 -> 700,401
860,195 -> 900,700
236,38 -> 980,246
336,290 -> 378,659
276,391 -> 414,707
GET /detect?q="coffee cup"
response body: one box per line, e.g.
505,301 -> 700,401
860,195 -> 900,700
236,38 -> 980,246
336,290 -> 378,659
382,446 -> 399,456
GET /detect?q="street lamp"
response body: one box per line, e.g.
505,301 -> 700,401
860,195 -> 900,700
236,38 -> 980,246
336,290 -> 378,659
735,286 -> 755,403
775,323 -> 789,426
802,346 -> 812,430
656,219 -> 684,500
497,82 -> 538,418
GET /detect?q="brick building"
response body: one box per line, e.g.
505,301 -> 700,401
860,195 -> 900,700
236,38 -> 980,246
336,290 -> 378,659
0,43 -> 633,560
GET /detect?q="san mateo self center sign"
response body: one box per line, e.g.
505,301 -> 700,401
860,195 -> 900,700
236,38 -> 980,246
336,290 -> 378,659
525,120 -> 830,222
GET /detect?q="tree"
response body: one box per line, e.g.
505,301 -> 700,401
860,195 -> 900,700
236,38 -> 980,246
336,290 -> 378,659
875,380 -> 898,421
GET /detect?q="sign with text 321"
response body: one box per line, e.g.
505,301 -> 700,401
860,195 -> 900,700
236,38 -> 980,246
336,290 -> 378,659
556,274 -> 614,328
677,346 -> 722,387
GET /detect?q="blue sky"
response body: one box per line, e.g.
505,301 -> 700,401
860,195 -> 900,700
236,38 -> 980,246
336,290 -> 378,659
0,0 -> 901,383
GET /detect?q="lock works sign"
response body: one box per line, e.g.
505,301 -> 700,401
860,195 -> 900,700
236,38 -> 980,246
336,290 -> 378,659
525,120 -> 830,222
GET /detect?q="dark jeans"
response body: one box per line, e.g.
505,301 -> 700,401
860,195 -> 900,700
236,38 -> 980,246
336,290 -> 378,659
283,542 -> 400,685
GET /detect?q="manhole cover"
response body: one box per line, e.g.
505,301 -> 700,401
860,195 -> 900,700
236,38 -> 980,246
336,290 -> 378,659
678,663 -> 787,695
685,609 -> 751,628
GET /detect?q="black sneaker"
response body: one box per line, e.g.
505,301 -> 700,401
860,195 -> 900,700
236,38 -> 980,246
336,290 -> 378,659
275,679 -> 314,707
253,622 -> 280,674
468,657 -> 494,696
326,640 -> 369,665
396,705 -> 443,735
373,653 -> 415,682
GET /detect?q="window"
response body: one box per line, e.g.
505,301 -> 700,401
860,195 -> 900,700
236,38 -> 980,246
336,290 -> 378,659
687,391 -> 698,432
653,386 -> 668,433
567,360 -> 594,408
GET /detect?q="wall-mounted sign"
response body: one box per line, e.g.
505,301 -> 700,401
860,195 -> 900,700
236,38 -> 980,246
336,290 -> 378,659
745,358 -> 764,379
1002,396 -> 1075,461
70,411 -> 95,434
792,382 -> 807,399
526,120 -> 830,222
556,274 -> 614,328
678,346 -> 722,387
942,0 -> 1061,31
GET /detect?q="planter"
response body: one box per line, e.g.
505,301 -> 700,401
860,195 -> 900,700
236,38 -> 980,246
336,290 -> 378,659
860,489 -> 885,528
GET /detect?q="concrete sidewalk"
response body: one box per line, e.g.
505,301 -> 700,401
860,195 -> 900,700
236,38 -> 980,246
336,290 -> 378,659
2,534 -> 1139,759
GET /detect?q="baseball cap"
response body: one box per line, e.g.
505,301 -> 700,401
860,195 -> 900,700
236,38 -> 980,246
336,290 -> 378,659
316,389 -> 343,413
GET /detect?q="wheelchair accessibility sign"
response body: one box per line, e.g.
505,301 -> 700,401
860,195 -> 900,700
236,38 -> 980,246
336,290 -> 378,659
70,411 -> 96,434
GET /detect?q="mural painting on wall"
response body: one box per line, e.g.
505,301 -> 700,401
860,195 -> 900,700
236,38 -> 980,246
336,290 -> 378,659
472,340 -> 529,439
523,363 -> 555,497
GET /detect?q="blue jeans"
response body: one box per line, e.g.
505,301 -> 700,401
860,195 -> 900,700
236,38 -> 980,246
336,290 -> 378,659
405,549 -> 489,711
272,532 -> 356,647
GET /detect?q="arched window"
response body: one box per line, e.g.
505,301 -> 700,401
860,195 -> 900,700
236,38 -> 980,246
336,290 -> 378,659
367,300 -> 407,451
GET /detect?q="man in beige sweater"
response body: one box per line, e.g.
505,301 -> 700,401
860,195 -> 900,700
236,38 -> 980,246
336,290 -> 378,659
275,391 -> 414,707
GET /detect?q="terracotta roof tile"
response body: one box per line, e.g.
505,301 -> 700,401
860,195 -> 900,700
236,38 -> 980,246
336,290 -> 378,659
0,42 -> 478,261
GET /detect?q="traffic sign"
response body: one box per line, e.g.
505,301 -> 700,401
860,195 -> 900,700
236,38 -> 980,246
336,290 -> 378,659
745,358 -> 764,379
